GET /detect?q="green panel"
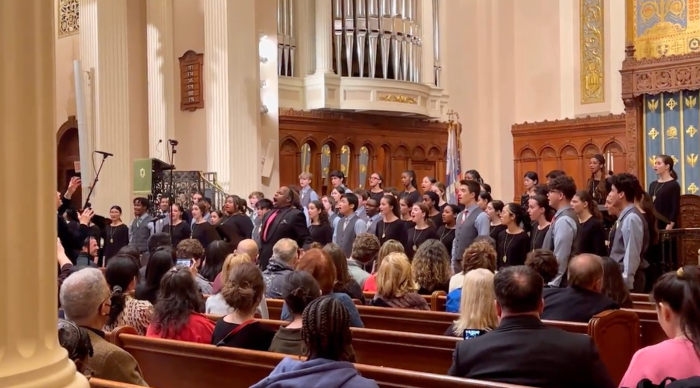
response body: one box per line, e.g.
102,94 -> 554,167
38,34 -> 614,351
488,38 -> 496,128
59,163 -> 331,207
133,159 -> 153,194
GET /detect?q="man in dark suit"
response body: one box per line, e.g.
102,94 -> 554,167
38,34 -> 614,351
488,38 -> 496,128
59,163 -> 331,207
258,186 -> 312,271
448,265 -> 614,388
542,253 -> 619,323
57,177 -> 92,262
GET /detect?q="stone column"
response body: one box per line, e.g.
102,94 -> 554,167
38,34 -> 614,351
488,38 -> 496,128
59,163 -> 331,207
147,0 -> 176,158
420,0 -> 435,87
314,0 -> 334,73
0,1 -> 89,387
204,0 -> 261,195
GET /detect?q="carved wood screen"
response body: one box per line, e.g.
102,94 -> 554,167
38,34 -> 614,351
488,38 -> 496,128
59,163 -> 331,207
511,114 -> 628,199
279,109 -> 448,196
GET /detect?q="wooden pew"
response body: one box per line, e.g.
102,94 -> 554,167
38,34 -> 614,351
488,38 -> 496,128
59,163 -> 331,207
110,327 -> 531,388
631,293 -> 648,302
363,291 -> 447,311
89,378 -> 146,388
623,308 -> 667,347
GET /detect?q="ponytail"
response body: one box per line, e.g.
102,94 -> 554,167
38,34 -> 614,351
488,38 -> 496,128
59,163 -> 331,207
107,285 -> 126,326
670,169 -> 678,181
652,266 -> 700,358
104,255 -> 140,326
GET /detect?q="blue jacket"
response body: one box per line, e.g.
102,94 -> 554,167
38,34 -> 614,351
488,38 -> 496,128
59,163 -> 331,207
250,358 -> 378,388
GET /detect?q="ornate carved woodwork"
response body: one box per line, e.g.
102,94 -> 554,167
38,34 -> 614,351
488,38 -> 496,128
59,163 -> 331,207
178,51 -> 204,111
511,114 -> 627,198
279,108 -> 448,195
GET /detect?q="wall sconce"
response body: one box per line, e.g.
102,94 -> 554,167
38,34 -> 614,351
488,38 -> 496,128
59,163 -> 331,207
260,105 -> 269,114
259,55 -> 268,64
259,33 -> 268,42
260,80 -> 268,89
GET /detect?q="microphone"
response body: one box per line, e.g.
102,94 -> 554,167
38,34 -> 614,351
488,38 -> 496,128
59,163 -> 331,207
168,139 -> 179,146
95,150 -> 113,157
152,214 -> 167,221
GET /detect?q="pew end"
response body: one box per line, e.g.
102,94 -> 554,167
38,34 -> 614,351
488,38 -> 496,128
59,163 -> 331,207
588,309 -> 640,385
89,377 -> 146,388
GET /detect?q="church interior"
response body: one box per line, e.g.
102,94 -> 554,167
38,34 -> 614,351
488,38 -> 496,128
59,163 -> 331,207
4,0 -> 700,387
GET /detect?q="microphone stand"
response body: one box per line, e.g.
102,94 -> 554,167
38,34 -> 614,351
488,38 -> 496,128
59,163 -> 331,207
83,152 -> 110,209
167,140 -> 178,242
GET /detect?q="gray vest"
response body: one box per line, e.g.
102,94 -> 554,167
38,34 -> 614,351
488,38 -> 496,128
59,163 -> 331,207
452,207 -> 485,272
542,207 -> 580,287
336,216 -> 360,258
609,206 -> 649,264
130,214 -> 153,252
300,188 -> 315,209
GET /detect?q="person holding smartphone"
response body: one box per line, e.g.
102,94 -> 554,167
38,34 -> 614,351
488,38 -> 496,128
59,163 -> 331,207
444,269 -> 497,338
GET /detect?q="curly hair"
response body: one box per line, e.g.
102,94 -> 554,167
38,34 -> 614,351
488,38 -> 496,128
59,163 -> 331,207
461,239 -> 497,274
303,296 -> 353,362
525,249 -> 559,284
150,266 -> 204,339
411,239 -> 452,293
351,233 -> 380,264
176,239 -> 205,260
309,200 -> 329,225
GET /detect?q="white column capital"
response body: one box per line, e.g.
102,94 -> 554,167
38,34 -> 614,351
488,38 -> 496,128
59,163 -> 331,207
0,1 -> 89,385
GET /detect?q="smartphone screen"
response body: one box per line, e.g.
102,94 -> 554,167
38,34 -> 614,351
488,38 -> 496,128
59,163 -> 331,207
176,259 -> 192,267
463,329 -> 486,340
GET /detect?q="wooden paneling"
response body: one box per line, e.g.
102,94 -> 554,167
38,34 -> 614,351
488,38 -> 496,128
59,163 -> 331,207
511,114 -> 627,198
279,109 -> 448,195
56,116 -> 82,208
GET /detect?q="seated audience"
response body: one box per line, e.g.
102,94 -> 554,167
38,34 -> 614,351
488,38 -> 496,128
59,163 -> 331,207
372,252 -> 429,310
601,256 -> 634,309
412,239 -> 451,294
117,245 -> 143,275
345,233 -> 381,289
104,255 -> 153,335
269,271 -> 321,356
198,240 -> 232,294
134,247 -> 175,305
445,269 -> 497,336
542,253 -> 618,323
363,239 -> 404,292
446,239 -> 496,313
323,243 -> 365,302
251,296 -> 378,388
59,268 -> 148,385
58,318 -> 94,375
211,238 -> 259,293
284,248 -> 364,327
211,262 -> 276,350
620,266 -> 700,386
525,249 -> 559,286
206,252 -> 269,318
263,238 -> 299,298
175,238 -> 210,293
76,236 -> 99,268
146,266 -> 214,344
448,265 -> 615,388
138,233 -> 172,279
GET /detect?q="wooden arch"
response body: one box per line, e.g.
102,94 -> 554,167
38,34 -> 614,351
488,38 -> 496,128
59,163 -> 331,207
57,115 -> 81,206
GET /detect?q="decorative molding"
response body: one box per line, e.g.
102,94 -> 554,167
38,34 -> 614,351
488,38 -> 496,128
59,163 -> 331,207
621,51 -> 700,97
512,113 -> 626,131
278,108 -> 448,131
58,0 -> 79,37
580,0 -> 605,104
378,95 -> 418,104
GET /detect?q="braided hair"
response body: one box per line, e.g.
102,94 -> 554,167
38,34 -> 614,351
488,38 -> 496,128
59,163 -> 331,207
302,296 -> 353,362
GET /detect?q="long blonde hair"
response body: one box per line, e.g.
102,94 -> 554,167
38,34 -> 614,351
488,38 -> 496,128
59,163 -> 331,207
376,252 -> 417,299
452,269 -> 498,336
373,240 -> 404,273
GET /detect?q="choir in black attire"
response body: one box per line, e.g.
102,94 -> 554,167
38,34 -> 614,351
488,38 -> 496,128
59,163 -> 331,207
496,230 -> 530,268
169,221 -> 191,249
405,225 -> 438,259
576,217 -> 607,257
375,219 -> 408,247
191,222 -> 221,249
437,225 -> 455,255
649,180 -> 681,229
309,223 -> 333,246
102,224 -> 129,261
530,223 -> 549,251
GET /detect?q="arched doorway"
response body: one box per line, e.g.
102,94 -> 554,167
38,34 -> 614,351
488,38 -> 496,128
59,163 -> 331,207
57,116 -> 82,208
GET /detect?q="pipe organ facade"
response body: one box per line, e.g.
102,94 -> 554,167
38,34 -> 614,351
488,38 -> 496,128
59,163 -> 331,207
278,0 -> 447,118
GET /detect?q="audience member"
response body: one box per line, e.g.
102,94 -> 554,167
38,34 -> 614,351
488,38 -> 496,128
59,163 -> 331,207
197,240 -> 232,293
58,318 -> 94,375
263,238 -> 299,298
446,238 -> 496,312
60,268 -> 148,385
269,271 -> 321,356
542,254 -> 618,323
251,296 -> 378,388
412,239 -> 451,294
206,253 -> 269,319
134,247 -> 175,305
363,239 -> 404,292
372,252 -> 429,310
75,236 -> 99,267
346,233 -> 380,289
445,269 -> 497,336
600,256 -> 634,309
448,265 -> 614,388
104,255 -> 153,335
211,262 -> 276,351
146,266 -> 214,344
525,249 -> 559,285
323,243 -> 365,302
176,239 -> 211,294
139,232 -> 172,276
620,266 -> 700,386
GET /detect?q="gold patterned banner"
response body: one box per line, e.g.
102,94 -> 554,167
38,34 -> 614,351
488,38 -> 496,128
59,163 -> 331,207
634,0 -> 700,59
581,0 -> 605,104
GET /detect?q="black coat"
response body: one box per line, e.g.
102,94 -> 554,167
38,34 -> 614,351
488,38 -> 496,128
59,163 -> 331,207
258,206 -> 311,270
542,286 -> 619,323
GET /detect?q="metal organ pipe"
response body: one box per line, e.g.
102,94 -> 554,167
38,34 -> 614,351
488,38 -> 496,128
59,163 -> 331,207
432,0 -> 440,87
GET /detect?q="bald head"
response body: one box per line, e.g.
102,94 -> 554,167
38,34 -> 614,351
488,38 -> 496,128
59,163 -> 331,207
236,239 -> 259,261
567,254 -> 604,291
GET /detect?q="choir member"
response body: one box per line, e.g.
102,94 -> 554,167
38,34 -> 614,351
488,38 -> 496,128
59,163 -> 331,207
430,182 -> 448,212
480,183 -> 492,194
368,173 -> 385,203
399,170 -> 421,204
329,170 -> 352,194
543,175 -> 579,287
571,190 -> 607,257
405,203 -> 439,259
365,198 -> 382,235
129,197 -> 154,254
190,200 -> 221,249
332,193 -> 368,259
423,191 -> 443,228
169,203 -> 191,249
495,203 -> 530,269
650,154 -> 681,230
219,195 -> 254,247
399,197 -> 414,223
375,194 -> 407,247
587,154 -> 610,205
298,172 -> 319,211
520,171 -> 540,209
321,195 -> 340,230
248,191 -> 264,224
464,170 -> 484,184
437,204 -> 458,255
210,210 -> 222,224
451,180 -> 490,273
383,187 -> 399,199
477,191 -> 491,211
102,205 -> 129,262
421,176 -> 437,193
308,200 -> 333,246
527,195 -> 551,251
486,200 -> 506,241
353,189 -> 370,221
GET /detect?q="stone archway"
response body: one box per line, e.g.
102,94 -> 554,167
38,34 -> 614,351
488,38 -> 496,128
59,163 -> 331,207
57,115 -> 81,207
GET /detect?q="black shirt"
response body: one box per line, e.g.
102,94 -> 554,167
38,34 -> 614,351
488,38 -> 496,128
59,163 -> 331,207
191,222 -> 221,249
437,225 -> 456,255
374,219 -> 408,247
496,230 -> 530,268
490,224 -> 507,241
217,214 -> 254,246
406,226 -> 439,259
429,213 -> 443,229
211,319 -> 276,351
169,221 -> 191,249
577,217 -> 607,256
368,190 -> 385,204
530,223 -> 550,251
399,190 -> 421,205
309,223 -> 333,246
649,180 -> 681,228
102,224 -> 129,262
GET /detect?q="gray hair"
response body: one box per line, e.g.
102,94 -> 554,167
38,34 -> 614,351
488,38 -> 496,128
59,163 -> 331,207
60,268 -> 109,323
272,238 -> 298,264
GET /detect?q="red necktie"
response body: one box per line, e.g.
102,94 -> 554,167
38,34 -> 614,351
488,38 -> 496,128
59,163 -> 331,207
263,210 -> 279,241
461,210 -> 469,225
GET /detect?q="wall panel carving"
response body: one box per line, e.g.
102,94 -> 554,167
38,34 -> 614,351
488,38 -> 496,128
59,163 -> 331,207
512,114 -> 627,199
581,0 -> 605,104
279,109 -> 448,195
58,0 -> 80,37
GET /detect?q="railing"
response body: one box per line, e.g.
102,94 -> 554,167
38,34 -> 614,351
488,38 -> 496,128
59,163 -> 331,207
159,171 -> 229,211
656,228 -> 700,270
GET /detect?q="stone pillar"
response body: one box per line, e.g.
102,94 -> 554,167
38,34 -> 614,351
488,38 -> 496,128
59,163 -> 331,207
314,0 -> 334,73
204,0 -> 261,195
420,0 -> 435,87
147,0 -> 176,158
0,1 -> 89,387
